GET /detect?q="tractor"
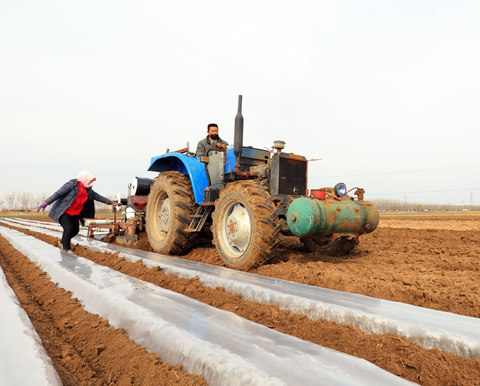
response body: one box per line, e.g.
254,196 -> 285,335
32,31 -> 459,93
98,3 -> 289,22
103,96 -> 379,271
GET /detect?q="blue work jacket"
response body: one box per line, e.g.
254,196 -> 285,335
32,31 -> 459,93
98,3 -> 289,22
45,179 -> 111,223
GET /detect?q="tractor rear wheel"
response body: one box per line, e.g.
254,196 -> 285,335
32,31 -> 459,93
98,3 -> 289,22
146,171 -> 197,255
212,182 -> 281,271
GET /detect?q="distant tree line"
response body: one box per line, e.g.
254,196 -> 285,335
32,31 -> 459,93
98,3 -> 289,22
0,191 -> 115,214
369,198 -> 479,212
1,191 -> 478,214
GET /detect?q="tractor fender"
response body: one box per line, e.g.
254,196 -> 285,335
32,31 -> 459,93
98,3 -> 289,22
148,153 -> 208,205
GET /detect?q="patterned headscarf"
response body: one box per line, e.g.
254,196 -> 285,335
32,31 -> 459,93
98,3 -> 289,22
76,171 -> 96,188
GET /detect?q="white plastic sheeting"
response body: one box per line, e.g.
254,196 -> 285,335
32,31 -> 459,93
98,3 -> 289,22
0,225 -> 416,386
0,265 -> 62,385
4,218 -> 480,360
6,217 -> 89,236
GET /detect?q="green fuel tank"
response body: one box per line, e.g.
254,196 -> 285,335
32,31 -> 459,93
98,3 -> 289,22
286,197 -> 379,238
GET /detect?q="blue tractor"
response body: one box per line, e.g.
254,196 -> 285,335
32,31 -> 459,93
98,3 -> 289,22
124,96 -> 379,271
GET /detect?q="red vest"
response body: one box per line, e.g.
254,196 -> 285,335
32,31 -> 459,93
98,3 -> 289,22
65,181 -> 88,216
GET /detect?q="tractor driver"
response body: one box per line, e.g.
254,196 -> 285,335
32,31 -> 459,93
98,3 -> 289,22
196,123 -> 229,158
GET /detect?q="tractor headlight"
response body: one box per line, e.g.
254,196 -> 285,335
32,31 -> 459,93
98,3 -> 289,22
334,182 -> 347,197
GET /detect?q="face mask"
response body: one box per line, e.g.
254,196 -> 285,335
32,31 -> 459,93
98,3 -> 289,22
210,134 -> 219,140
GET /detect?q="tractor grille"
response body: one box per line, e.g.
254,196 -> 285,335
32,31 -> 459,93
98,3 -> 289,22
271,154 -> 307,196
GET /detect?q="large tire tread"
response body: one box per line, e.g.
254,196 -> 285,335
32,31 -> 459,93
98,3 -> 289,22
212,182 -> 281,271
146,171 -> 197,255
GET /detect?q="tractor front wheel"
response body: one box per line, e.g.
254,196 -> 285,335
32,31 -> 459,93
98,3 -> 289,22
145,171 -> 197,255
212,182 -> 281,271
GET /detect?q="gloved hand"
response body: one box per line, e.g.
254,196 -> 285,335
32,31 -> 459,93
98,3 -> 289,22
110,201 -> 119,206
37,202 -> 48,211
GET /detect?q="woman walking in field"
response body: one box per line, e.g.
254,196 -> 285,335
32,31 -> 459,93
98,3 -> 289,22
38,171 -> 117,252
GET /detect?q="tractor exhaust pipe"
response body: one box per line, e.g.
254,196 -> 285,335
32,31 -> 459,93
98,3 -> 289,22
233,95 -> 258,178
234,94 -> 243,170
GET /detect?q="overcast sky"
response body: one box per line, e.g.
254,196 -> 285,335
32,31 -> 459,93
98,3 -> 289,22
1,1 -> 479,207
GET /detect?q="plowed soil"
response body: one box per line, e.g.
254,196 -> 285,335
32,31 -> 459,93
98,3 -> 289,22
1,213 -> 480,385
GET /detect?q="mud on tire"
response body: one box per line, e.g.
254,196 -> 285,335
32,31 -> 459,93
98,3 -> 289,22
212,181 -> 281,271
145,171 -> 197,255
302,236 -> 359,257
334,237 -> 359,256
301,237 -> 341,255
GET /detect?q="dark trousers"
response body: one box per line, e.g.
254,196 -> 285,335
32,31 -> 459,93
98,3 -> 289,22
59,214 -> 81,250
